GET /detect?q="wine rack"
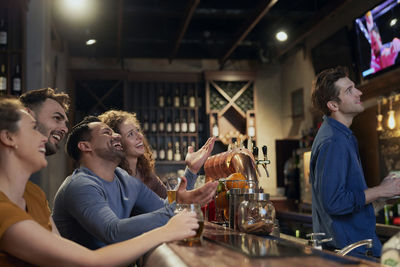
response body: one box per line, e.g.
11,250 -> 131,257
0,0 -> 26,96
125,81 -> 206,164
205,71 -> 257,145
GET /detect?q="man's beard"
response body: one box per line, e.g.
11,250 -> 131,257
45,139 -> 58,156
94,146 -> 124,164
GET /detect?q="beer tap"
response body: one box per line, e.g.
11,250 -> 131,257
252,146 -> 262,177
253,145 -> 271,177
261,145 -> 270,177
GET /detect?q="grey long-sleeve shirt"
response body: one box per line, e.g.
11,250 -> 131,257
52,167 -> 195,249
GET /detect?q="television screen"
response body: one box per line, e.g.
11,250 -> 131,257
354,0 -> 400,78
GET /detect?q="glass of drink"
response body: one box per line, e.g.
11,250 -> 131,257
175,203 -> 204,246
166,177 -> 181,203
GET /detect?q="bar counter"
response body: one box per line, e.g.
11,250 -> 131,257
143,222 -> 380,267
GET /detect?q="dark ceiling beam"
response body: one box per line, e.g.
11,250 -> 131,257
219,0 -> 278,68
169,0 -> 200,63
116,0 -> 124,61
277,0 -> 351,58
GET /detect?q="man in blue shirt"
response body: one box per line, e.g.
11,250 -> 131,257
52,116 -> 217,249
310,67 -> 400,257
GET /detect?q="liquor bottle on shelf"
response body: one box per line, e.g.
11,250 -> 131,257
190,137 -> 196,150
158,113 -> 165,132
167,141 -> 173,161
142,114 -> 149,133
166,113 -> 172,133
182,91 -> 188,107
150,138 -> 157,160
12,64 -> 21,95
0,18 -> 7,50
181,117 -> 188,132
189,116 -> 196,133
174,141 -> 181,161
0,64 -> 7,95
248,113 -> 255,138
211,114 -> 219,137
151,115 -> 157,133
182,139 -> 188,159
189,88 -> 196,108
174,117 -> 180,133
173,88 -> 180,108
159,139 -> 166,160
158,88 -> 165,107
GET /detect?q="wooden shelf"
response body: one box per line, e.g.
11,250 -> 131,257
0,1 -> 26,96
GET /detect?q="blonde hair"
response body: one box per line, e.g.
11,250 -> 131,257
0,97 -> 24,133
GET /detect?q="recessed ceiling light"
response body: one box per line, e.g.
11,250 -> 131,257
390,18 -> 398,27
276,31 -> 288,42
86,39 -> 97,46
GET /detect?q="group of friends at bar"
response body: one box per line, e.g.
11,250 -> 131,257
1,66 -> 400,265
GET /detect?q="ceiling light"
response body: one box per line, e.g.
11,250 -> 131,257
276,31 -> 288,42
86,39 -> 97,46
63,0 -> 88,11
390,18 -> 398,27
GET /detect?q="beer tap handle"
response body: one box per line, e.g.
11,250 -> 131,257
262,145 -> 268,160
253,146 -> 259,161
243,139 -> 248,149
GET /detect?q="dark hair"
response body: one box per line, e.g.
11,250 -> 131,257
99,110 -> 155,177
0,97 -> 24,133
311,66 -> 348,115
65,116 -> 101,162
20,88 -> 70,112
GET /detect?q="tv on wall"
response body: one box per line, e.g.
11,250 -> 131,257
354,0 -> 400,78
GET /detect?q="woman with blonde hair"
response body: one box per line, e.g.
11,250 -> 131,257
99,110 -> 215,198
0,98 -> 198,266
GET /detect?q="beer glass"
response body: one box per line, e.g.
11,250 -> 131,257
166,177 -> 181,203
175,203 -> 204,245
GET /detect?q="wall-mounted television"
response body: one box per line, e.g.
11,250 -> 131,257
354,0 -> 400,79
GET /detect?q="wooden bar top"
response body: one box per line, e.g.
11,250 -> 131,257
143,222 -> 380,267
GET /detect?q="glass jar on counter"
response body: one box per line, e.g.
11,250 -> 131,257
237,193 -> 276,235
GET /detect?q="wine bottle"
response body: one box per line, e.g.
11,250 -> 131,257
189,89 -> 196,108
151,116 -> 157,133
211,115 -> 219,137
158,88 -> 165,107
189,116 -> 196,133
248,114 -> 255,137
174,141 -> 181,161
167,142 -> 173,161
173,88 -> 180,108
181,117 -> 188,132
12,64 -> 21,95
166,113 -> 172,133
182,139 -> 188,158
0,18 -> 7,50
159,142 -> 166,160
158,114 -> 165,132
143,114 -> 149,132
0,64 -> 7,95
174,117 -> 180,133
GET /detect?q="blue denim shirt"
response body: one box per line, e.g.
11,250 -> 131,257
310,116 -> 381,257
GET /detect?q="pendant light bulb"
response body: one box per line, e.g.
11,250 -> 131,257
388,110 -> 396,129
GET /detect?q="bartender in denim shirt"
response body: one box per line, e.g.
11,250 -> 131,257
310,66 -> 400,258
